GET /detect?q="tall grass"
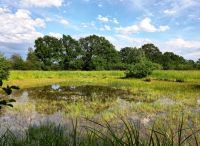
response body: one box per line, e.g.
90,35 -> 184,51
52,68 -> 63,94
1,117 -> 199,146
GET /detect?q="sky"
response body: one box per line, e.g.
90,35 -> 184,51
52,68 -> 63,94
0,0 -> 200,60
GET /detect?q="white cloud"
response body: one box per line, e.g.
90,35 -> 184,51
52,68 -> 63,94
0,7 -> 10,13
116,18 -> 169,34
0,8 -> 44,43
100,25 -> 111,31
164,9 -> 176,15
97,15 -> 109,22
48,32 -> 62,38
60,19 -> 69,25
166,38 -> 200,49
105,34 -> 153,50
113,18 -> 119,24
20,0 -> 63,7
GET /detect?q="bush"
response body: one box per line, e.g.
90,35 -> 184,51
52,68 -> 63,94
0,54 -> 10,80
175,78 -> 184,83
125,61 -> 154,78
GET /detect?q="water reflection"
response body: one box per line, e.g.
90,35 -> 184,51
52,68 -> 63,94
1,84 -> 200,135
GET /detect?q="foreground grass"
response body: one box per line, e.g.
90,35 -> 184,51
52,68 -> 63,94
1,116 -> 200,146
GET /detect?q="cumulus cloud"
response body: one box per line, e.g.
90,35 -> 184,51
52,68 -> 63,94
60,19 -> 69,25
116,18 -> 169,34
164,9 -> 176,15
105,34 -> 153,50
97,15 -> 119,24
113,18 -> 119,24
48,32 -> 63,38
97,15 -> 109,22
0,7 -> 10,13
0,8 -> 45,43
20,0 -> 63,7
100,25 -> 111,31
166,38 -> 200,49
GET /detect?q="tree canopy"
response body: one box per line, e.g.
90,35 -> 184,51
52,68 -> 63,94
5,34 -> 200,71
0,54 -> 10,80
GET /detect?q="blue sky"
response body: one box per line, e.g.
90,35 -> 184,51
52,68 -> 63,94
0,0 -> 200,60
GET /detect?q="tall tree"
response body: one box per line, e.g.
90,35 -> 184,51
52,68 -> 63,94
141,43 -> 162,64
79,35 -> 120,70
26,48 -> 42,70
10,54 -> 26,70
161,52 -> 186,70
120,47 -> 145,64
61,35 -> 83,70
34,36 -> 62,70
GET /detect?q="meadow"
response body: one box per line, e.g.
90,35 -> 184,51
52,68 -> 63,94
1,70 -> 200,145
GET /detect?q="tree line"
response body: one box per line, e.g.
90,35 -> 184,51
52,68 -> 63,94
4,34 -> 200,71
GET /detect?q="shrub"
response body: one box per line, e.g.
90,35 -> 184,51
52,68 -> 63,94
125,61 -> 154,78
144,77 -> 152,82
175,78 -> 184,83
0,54 -> 10,80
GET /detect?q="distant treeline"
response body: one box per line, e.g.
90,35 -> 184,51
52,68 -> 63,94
7,35 -> 200,70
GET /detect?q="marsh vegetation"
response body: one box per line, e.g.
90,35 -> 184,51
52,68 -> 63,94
0,70 -> 199,145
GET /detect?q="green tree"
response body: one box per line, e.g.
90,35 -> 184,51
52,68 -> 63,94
125,61 -> 155,78
34,36 -> 62,70
196,58 -> 200,69
26,48 -> 42,70
120,47 -> 145,64
141,43 -> 162,64
79,35 -> 120,70
161,52 -> 186,70
0,54 -> 10,80
9,54 -> 26,70
61,35 -> 83,70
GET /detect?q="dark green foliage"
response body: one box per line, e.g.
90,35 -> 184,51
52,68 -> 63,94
26,48 -> 42,70
141,43 -> 163,64
34,36 -> 62,70
125,61 -> 155,78
0,54 -> 10,80
120,47 -> 145,65
79,35 -> 120,70
61,35 -> 83,70
161,52 -> 186,70
144,77 -> 152,82
7,34 -> 199,71
9,54 -> 26,70
0,81 -> 18,109
176,78 -> 185,83
197,59 -> 200,69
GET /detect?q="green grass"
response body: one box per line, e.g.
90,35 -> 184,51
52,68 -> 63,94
0,117 -> 200,146
4,70 -> 200,117
1,70 -> 200,145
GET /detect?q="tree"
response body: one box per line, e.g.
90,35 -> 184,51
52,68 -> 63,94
79,35 -> 120,70
26,48 -> 42,70
161,52 -> 186,70
120,47 -> 145,64
0,54 -> 10,80
9,54 -> 26,70
125,61 -> 155,78
34,36 -> 62,70
61,35 -> 83,70
196,58 -> 200,69
141,43 -> 162,64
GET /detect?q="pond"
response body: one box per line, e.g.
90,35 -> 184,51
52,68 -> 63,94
0,84 -> 200,135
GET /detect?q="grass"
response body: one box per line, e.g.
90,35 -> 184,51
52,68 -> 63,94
1,70 -> 200,145
0,116 -> 200,146
3,70 -> 200,119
